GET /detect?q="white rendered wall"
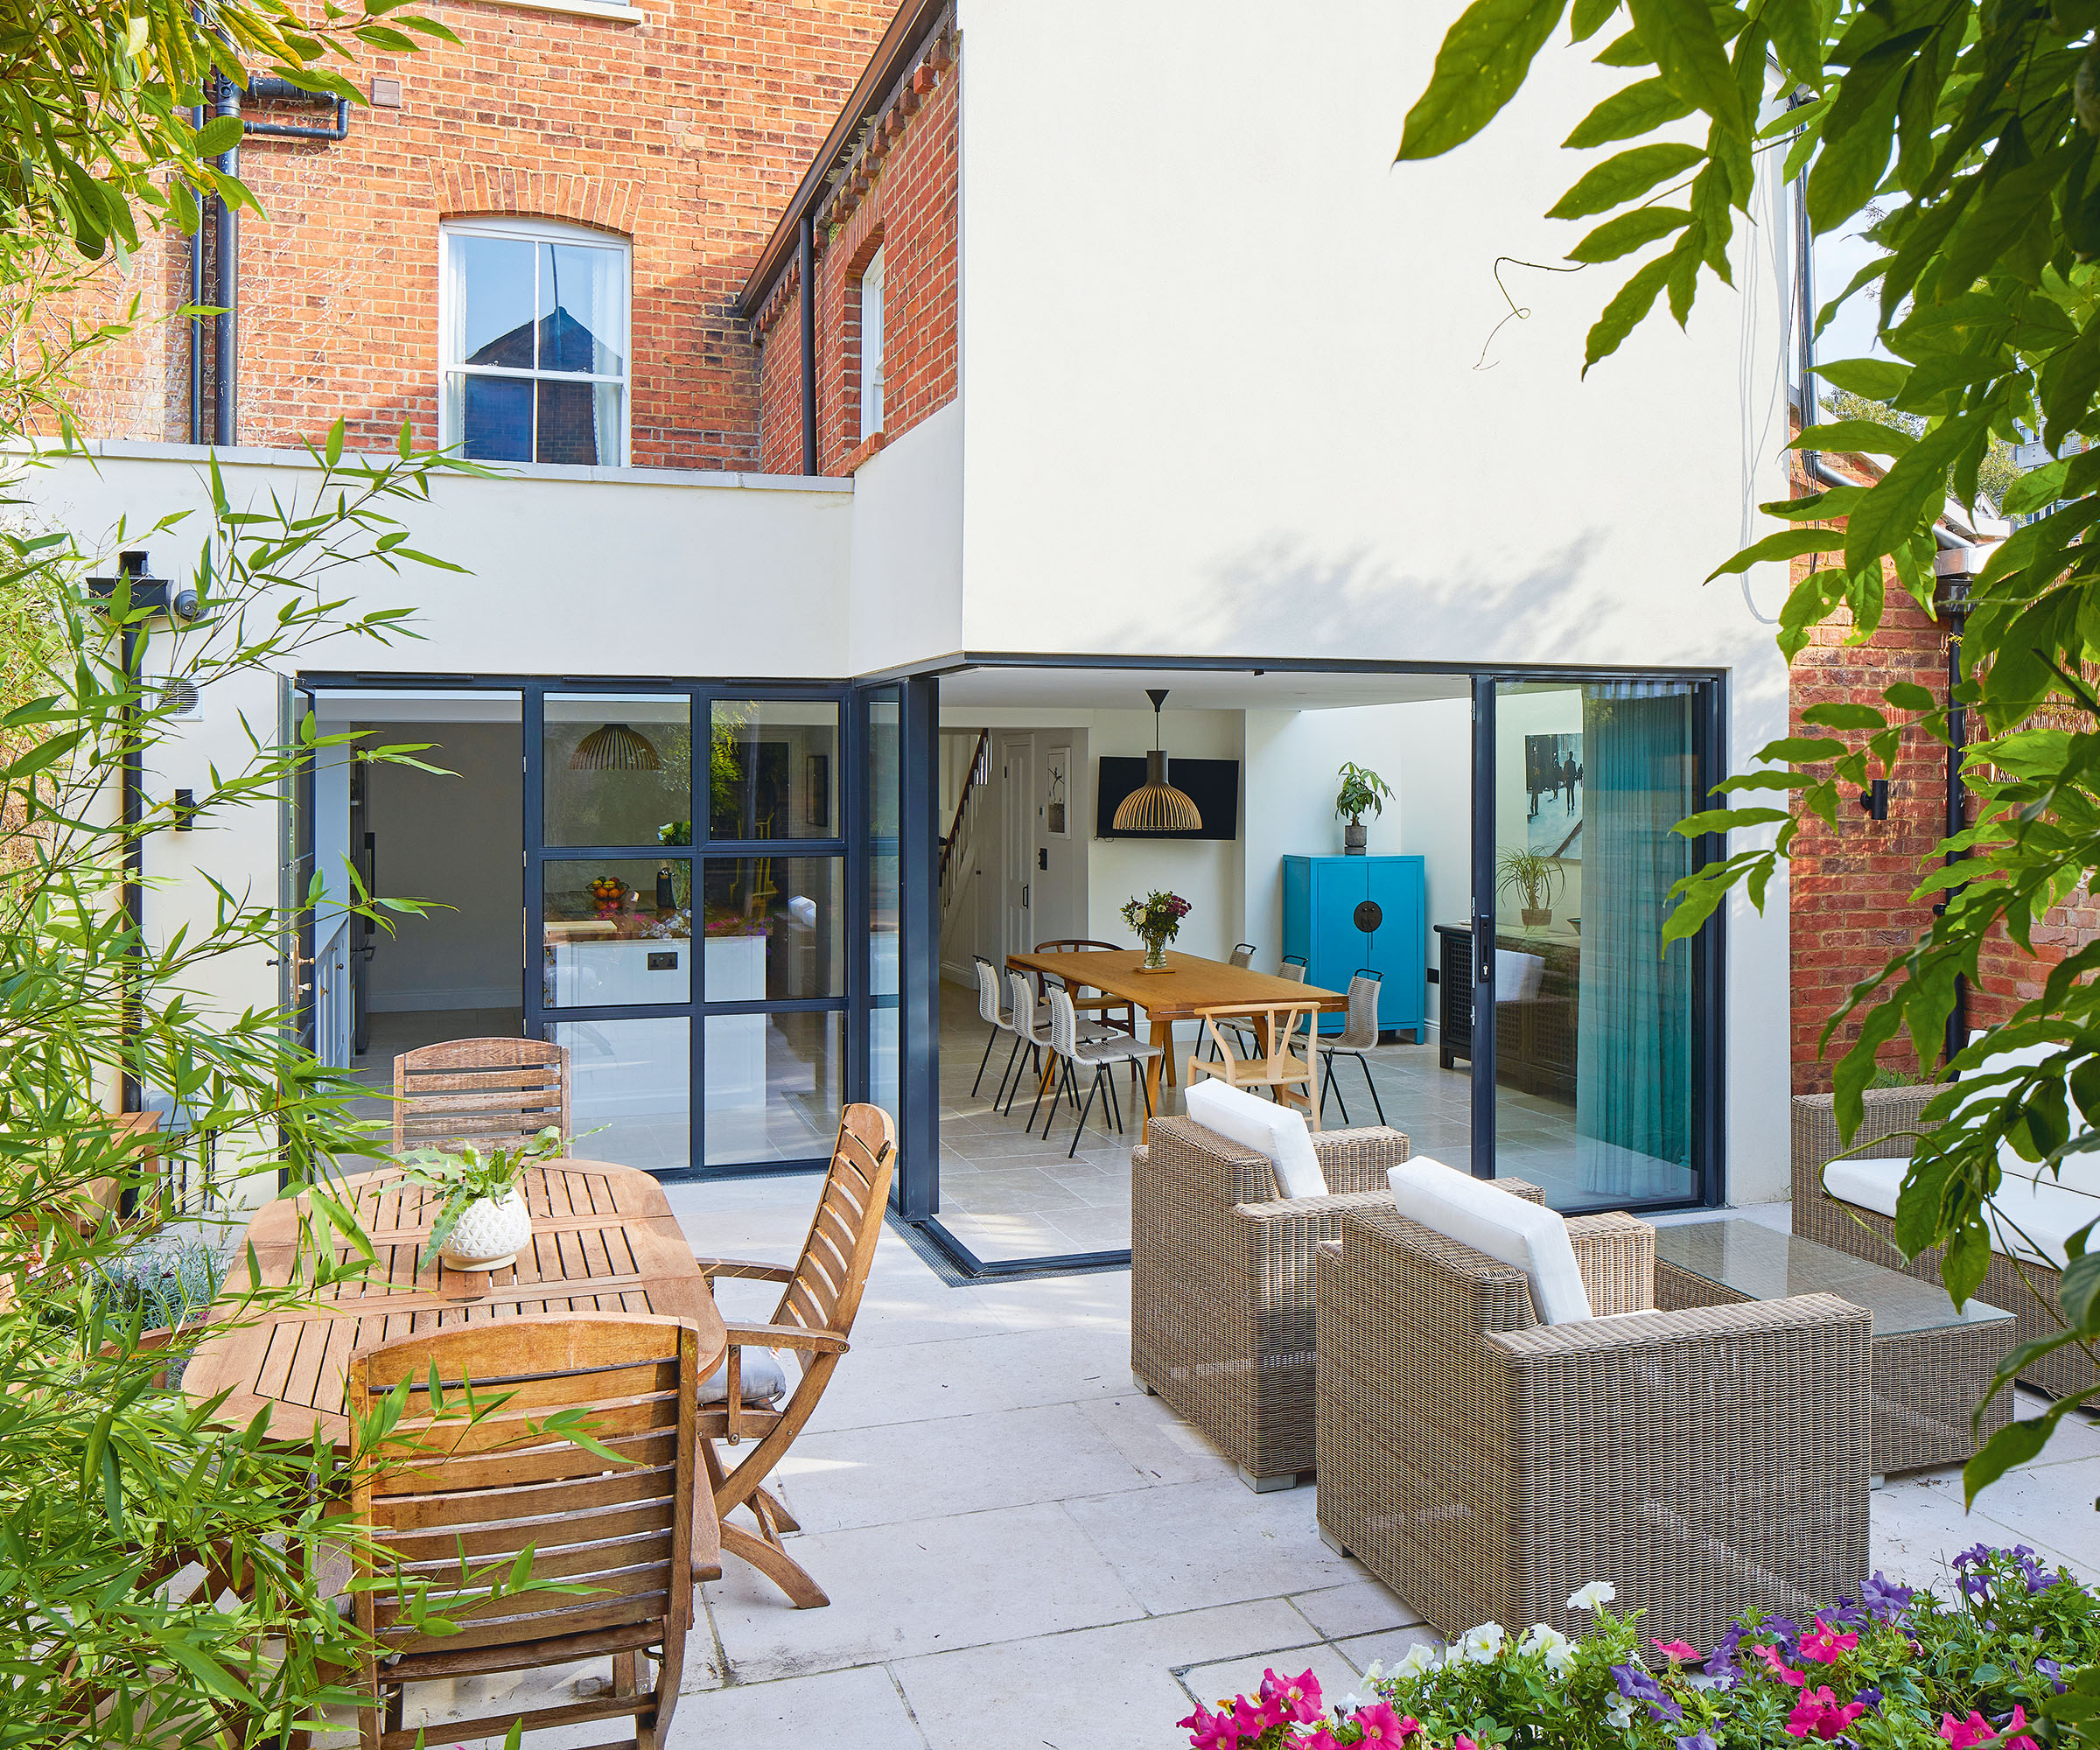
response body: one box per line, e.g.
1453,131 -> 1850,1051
952,2 -> 1795,1201
849,402 -> 964,675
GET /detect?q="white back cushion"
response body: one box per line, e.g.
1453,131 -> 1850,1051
1388,1156 -> 1593,1324
1185,1079 -> 1327,1200
1496,949 -> 1545,1003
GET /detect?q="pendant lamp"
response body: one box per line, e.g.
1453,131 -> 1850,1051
570,722 -> 662,772
1112,689 -> 1202,833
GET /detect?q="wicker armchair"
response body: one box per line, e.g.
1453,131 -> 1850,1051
1130,1115 -> 1414,1490
1793,1087 -> 2095,1398
1315,1201 -> 1872,1648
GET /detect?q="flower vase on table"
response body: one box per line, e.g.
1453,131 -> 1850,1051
1122,890 -> 1190,972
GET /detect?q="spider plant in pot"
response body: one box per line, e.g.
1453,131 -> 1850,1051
399,1126 -> 568,1270
1496,846 -> 1565,928
1334,762 -> 1394,856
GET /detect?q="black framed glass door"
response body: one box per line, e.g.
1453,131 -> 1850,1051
523,681 -> 853,1176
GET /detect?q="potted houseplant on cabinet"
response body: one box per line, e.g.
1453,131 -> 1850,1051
1496,846 -> 1565,928
400,1126 -> 568,1270
1334,763 -> 1394,855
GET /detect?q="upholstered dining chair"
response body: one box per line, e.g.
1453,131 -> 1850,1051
393,1037 -> 569,1157
1319,970 -> 1387,1126
1187,1003 -> 1323,1129
693,1103 -> 898,1608
346,1313 -> 715,1750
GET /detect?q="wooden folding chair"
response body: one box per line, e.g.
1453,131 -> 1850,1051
393,1038 -> 569,1156
694,1102 -> 898,1608
346,1314 -> 718,1750
1186,1003 -> 1324,1130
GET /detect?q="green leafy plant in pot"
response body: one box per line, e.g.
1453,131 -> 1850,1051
400,1126 -> 568,1270
1334,763 -> 1394,856
1496,846 -> 1565,928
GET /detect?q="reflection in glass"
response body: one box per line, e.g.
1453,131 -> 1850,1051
542,858 -> 690,1007
536,379 -> 620,466
453,234 -> 536,368
867,689 -> 900,998
710,700 -> 840,840
542,243 -> 626,375
701,856 -> 844,1000
551,1016 -> 689,1172
455,374 -> 532,462
704,1010 -> 842,1166
544,694 -> 690,847
1493,680 -> 1697,1209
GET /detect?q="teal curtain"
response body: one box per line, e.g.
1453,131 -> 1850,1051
1576,684 -> 1694,1200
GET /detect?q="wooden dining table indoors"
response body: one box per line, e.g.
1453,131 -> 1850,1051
183,1158 -> 726,1446
1004,947 -> 1347,1140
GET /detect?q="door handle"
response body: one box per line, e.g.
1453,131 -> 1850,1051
1022,885 -> 1030,908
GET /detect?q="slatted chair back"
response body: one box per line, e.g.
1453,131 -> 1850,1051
393,1038 -> 570,1157
770,1103 -> 896,1342
346,1313 -> 708,1750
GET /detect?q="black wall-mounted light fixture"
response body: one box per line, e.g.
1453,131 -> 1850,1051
172,788 -> 197,831
1858,778 -> 1889,821
87,550 -> 201,620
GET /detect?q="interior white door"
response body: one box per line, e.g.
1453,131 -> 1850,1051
1000,735 -> 1034,958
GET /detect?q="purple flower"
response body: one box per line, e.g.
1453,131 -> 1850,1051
1765,1616 -> 1802,1651
1676,1735 -> 1718,1750
1612,1663 -> 1666,1704
1647,1698 -> 1684,1724
1861,1572 -> 1914,1620
1703,1626 -> 1744,1687
1855,1688 -> 1883,1711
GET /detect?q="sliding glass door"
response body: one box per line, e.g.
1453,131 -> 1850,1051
523,682 -> 851,1176
1480,678 -> 1713,1209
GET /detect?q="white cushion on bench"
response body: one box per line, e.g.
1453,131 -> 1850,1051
1823,1153 -> 2100,1270
1389,1156 -> 1593,1325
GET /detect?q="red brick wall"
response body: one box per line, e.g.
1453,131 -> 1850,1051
1787,450 -> 2099,1088
753,26 -> 957,475
58,0 -> 896,469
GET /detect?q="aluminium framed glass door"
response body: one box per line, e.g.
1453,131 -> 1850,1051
523,681 -> 853,1176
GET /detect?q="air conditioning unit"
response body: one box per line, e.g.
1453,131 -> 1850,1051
159,677 -> 203,721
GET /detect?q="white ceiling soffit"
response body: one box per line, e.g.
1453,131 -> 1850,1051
311,690 -> 523,724
934,666 -> 1474,711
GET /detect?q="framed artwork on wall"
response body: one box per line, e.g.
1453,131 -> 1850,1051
1045,746 -> 1070,838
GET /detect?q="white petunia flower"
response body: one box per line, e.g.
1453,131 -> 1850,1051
1361,1660 -> 1384,1683
1520,1622 -> 1575,1676
1606,1698 -> 1634,1730
1393,1642 -> 1439,1679
1335,1693 -> 1367,1715
1457,1622 -> 1507,1664
1567,1579 -> 1617,1613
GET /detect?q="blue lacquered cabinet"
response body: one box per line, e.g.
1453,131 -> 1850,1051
1280,854 -> 1426,1038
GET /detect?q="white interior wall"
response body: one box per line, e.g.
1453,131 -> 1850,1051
361,720 -> 522,1012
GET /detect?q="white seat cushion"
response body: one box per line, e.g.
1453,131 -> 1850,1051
1185,1079 -> 1326,1199
1495,950 -> 1544,1003
698,1346 -> 788,1407
1822,1154 -> 1904,1220
1388,1156 -> 1594,1324
1822,1154 -> 2100,1270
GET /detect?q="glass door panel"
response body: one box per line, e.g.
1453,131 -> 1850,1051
704,1010 -> 844,1166
542,693 -> 690,846
552,1015 -> 690,1172
864,688 -> 901,1124
700,855 -> 845,998
710,699 -> 841,841
542,857 -> 692,1006
1492,680 -> 1698,1209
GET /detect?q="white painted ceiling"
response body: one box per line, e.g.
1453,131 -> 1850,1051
934,665 -> 1472,710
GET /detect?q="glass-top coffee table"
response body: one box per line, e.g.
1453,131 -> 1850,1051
1654,1219 -> 2016,1475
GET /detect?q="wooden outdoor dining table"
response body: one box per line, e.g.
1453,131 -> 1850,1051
1004,947 -> 1347,1140
183,1158 -> 726,1447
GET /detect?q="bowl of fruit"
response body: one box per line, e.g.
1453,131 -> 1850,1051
590,874 -> 626,917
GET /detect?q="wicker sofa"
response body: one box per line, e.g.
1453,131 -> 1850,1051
1130,1116 -> 1414,1489
1794,1085 -> 2096,1398
1315,1200 -> 1872,1648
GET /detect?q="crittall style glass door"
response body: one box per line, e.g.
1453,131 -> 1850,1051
523,682 -> 854,1175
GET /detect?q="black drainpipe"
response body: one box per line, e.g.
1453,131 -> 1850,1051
188,102 -> 206,445
116,550 -> 150,1116
799,209 -> 818,474
1938,552 -> 1973,1065
211,72 -> 240,447
243,77 -> 350,141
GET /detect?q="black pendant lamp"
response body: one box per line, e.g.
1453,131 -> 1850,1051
1113,688 -> 1202,833
570,722 -> 662,772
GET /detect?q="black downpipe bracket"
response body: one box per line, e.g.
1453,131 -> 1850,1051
799,210 -> 818,474
243,76 -> 349,141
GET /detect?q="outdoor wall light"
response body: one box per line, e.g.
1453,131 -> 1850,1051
1858,777 -> 1889,820
88,550 -> 200,620
1112,688 -> 1202,833
570,723 -> 662,771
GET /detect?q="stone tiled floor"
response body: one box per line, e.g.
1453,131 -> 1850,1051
393,1175 -> 2100,1750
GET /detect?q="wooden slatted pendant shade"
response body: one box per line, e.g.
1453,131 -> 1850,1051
1113,689 -> 1202,833
570,722 -> 662,771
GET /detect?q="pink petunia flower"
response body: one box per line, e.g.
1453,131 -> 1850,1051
1176,1704 -> 1237,1750
2002,1704 -> 2042,1750
1259,1667 -> 1325,1726
1351,1702 -> 1410,1748
1796,1617 -> 1860,1665
1652,1639 -> 1703,1664
1754,1643 -> 1808,1689
1786,1686 -> 1867,1740
1302,1733 -> 1341,1750
1942,1712 -> 1997,1749
1453,1737 -> 1480,1750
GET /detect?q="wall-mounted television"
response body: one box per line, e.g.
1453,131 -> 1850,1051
1096,757 -> 1240,841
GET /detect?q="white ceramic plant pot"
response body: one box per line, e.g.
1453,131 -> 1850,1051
442,1187 -> 532,1270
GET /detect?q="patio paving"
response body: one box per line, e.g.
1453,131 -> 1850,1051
396,1174 -> 2100,1750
